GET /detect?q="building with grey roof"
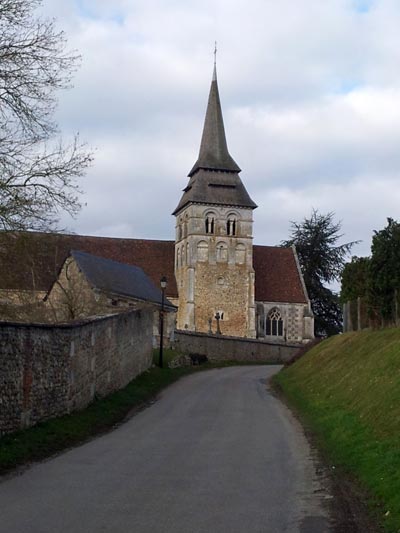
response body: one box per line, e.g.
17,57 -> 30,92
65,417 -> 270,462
45,250 -> 175,323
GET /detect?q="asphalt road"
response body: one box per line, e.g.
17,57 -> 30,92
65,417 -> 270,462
0,366 -> 333,533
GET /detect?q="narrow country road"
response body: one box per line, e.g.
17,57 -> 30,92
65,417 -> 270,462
0,366 -> 333,533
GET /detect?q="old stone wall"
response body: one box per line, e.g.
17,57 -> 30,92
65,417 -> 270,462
174,330 -> 302,363
0,309 -> 153,436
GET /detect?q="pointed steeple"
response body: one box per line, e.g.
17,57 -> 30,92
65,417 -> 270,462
173,59 -> 257,216
188,63 -> 241,177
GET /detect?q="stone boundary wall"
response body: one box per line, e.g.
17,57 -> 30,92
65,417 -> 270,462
0,309 -> 153,436
174,330 -> 302,363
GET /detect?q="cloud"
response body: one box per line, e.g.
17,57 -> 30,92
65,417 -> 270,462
41,0 -> 400,268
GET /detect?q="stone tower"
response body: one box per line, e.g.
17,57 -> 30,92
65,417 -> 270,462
173,64 -> 257,338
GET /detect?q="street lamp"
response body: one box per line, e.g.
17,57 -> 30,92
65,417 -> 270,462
159,276 -> 167,368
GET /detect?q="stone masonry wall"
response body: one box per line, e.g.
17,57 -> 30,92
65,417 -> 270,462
175,203 -> 256,338
194,261 -> 251,337
0,309 -> 153,436
174,330 -> 301,363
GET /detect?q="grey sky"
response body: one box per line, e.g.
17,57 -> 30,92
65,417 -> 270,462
40,0 -> 400,258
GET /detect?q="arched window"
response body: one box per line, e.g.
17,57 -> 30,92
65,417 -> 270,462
176,248 -> 181,268
266,308 -> 283,336
227,216 -> 237,236
181,245 -> 185,265
186,243 -> 190,264
205,216 -> 215,234
216,242 -> 228,262
197,240 -> 208,262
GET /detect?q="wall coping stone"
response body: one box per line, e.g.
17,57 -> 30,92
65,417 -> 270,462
0,309 -> 138,330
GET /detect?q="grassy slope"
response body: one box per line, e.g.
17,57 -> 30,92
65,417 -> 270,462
274,329 -> 400,532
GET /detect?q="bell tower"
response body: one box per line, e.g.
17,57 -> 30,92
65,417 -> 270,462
173,62 -> 257,338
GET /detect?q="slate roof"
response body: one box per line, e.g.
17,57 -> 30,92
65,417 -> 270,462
0,232 -> 308,304
173,169 -> 257,215
173,66 -> 257,215
68,250 -> 175,309
188,66 -> 241,177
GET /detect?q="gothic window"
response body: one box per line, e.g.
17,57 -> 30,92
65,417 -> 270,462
186,243 -> 190,264
197,240 -> 208,262
216,242 -> 228,262
227,217 -> 237,236
176,248 -> 181,268
235,243 -> 246,264
205,216 -> 215,234
181,245 -> 185,266
266,308 -> 283,336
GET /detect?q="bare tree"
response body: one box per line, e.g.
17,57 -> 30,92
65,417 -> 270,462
0,0 -> 93,230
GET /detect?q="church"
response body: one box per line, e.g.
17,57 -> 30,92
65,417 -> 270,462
0,64 -> 314,344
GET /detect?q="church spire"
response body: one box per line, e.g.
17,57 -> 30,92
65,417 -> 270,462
173,57 -> 257,216
188,55 -> 241,177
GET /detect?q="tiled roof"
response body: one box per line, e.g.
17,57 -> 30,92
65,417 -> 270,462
69,250 -> 175,308
253,245 -> 307,303
0,232 -> 177,298
0,232 -> 307,304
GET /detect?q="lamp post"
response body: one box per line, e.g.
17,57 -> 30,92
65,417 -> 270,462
159,276 -> 167,368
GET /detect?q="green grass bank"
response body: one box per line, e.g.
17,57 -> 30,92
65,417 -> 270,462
274,328 -> 400,532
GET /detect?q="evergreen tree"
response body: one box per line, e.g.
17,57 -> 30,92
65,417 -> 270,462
341,256 -> 370,303
369,218 -> 400,321
282,210 -> 356,336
